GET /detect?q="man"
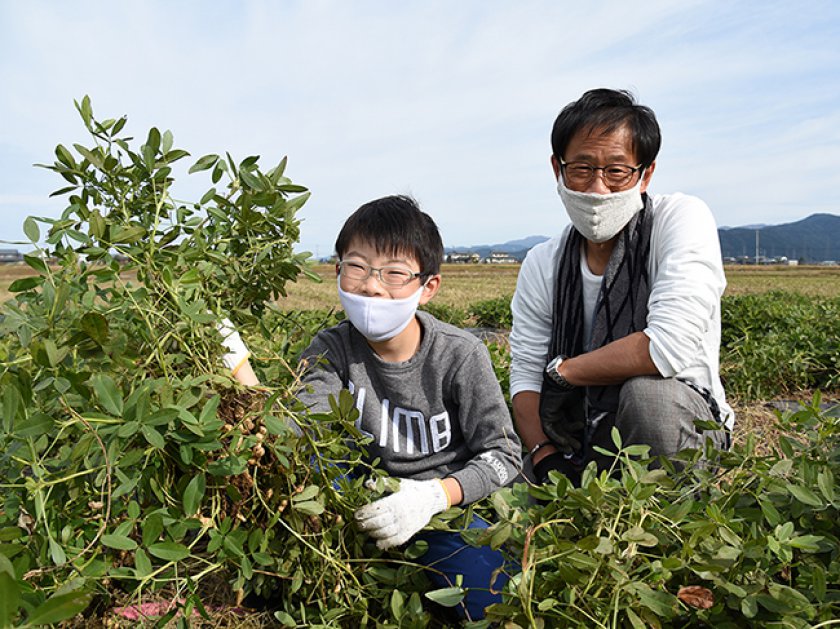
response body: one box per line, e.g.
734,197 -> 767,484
509,88 -> 733,484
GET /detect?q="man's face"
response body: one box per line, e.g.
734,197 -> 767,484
551,124 -> 655,194
336,238 -> 439,305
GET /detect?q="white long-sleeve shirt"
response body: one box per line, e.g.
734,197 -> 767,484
510,191 -> 734,429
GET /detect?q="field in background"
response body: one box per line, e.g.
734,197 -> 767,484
2,263 -> 839,309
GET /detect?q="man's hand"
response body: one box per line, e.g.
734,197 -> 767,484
539,385 -> 586,456
354,478 -> 449,550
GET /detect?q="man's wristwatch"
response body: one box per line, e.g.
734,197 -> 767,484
545,355 -> 576,390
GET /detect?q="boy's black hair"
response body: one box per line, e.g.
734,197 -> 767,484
551,88 -> 662,168
334,195 -> 443,276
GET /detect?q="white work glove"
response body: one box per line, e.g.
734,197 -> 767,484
217,318 -> 250,375
354,478 -> 450,550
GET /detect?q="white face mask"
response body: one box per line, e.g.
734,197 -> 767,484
337,278 -> 426,342
557,174 -> 645,243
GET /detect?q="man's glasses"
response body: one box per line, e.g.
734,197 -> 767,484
338,260 -> 423,287
560,159 -> 643,188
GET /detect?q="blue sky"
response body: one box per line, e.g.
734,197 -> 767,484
1,1 -> 839,257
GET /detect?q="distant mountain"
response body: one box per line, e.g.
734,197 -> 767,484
446,214 -> 840,263
718,213 -> 840,262
719,223 -> 767,231
445,235 -> 549,262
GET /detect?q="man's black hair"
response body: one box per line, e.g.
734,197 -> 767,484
551,88 -> 661,168
334,195 -> 443,276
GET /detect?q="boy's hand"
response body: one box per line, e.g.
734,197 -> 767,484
217,318 -> 250,372
354,478 -> 449,550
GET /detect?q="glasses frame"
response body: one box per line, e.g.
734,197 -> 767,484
337,260 -> 425,287
559,158 -> 644,188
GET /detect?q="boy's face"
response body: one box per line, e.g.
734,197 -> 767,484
337,238 -> 440,304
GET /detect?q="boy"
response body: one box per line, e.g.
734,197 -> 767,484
295,195 -> 521,620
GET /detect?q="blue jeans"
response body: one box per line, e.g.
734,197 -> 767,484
414,516 -> 509,621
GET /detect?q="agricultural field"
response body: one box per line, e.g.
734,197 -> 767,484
4,262 -> 838,310
1,102 -> 837,627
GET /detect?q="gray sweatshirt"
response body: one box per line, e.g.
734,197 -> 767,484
297,311 -> 522,505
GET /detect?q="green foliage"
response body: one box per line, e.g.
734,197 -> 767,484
469,296 -> 513,329
481,399 -> 840,627
721,292 -> 840,400
458,290 -> 840,402
0,99 -> 455,627
420,302 -> 468,327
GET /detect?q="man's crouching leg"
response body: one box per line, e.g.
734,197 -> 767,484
590,376 -> 727,469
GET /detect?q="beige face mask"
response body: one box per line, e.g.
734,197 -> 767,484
557,174 -> 645,243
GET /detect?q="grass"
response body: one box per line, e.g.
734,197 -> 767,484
284,263 -> 840,309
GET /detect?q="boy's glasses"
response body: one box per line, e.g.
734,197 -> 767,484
338,260 -> 423,287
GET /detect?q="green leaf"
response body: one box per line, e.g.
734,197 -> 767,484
239,168 -> 263,190
15,412 -> 53,438
263,415 -> 288,435
8,276 -> 43,292
611,426 -> 622,449
489,522 -> 512,550
189,154 -> 219,174
141,425 -> 166,449
26,590 -> 93,626
43,338 -> 60,367
787,483 -> 823,507
146,127 -> 161,153
76,95 -> 93,126
49,538 -> 66,565
73,144 -> 104,169
200,187 -> 216,205
142,515 -> 164,547
626,608 -> 646,629
223,536 -> 245,557
622,526 -> 659,547
162,129 -> 174,153
390,589 -> 404,619
632,583 -> 677,618
2,386 -> 21,432
199,396 -> 220,425
183,474 -> 206,516
49,184 -> 79,197
90,373 -> 124,416
788,534 -> 823,551
101,534 -> 138,551
148,542 -> 190,562
425,586 -> 465,608
134,548 -> 152,578
88,210 -> 106,238
274,610 -> 295,627
23,216 -> 40,242
80,312 -> 109,345
292,485 -> 319,502
817,469 -> 835,502
0,571 -> 21,628
110,225 -> 146,244
759,498 -> 781,526
55,143 -> 76,167
117,420 -> 140,438
23,253 -> 48,274
292,500 -> 324,516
